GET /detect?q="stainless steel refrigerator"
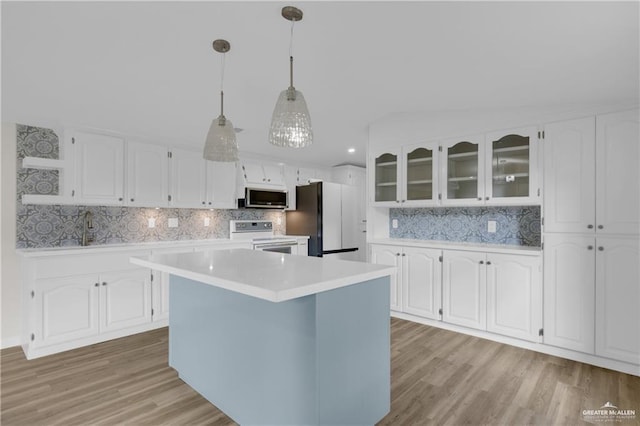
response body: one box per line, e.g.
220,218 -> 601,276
286,181 -> 360,260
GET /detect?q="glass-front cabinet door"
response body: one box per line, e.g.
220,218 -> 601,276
485,126 -> 539,204
440,135 -> 485,205
372,149 -> 401,205
402,142 -> 439,206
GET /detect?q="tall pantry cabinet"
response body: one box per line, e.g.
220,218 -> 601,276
542,109 -> 639,365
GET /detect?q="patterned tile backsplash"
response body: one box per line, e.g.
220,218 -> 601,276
389,206 -> 541,247
15,124 -> 285,248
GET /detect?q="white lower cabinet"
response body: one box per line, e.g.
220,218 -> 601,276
595,237 -> 640,364
100,269 -> 152,333
33,268 -> 151,349
544,234 -> 640,365
486,253 -> 542,342
370,245 -> 402,311
36,275 -> 100,346
401,247 -> 442,320
442,250 -> 486,330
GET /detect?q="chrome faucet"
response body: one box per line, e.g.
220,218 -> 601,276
81,211 -> 94,246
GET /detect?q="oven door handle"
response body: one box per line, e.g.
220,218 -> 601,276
254,241 -> 298,249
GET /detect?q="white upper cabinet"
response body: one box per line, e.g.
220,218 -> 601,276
543,117 -> 596,233
595,109 -> 640,235
73,130 -> 124,205
440,135 -> 485,206
240,160 -> 285,188
484,126 -> 539,205
370,144 -> 439,207
402,143 -> 439,207
371,148 -> 401,206
543,110 -> 639,235
205,161 -> 237,209
169,148 -> 207,208
126,141 -> 169,208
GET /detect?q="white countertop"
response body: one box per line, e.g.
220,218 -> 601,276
131,248 -> 396,303
369,238 -> 541,255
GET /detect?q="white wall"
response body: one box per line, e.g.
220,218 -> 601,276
1,123 -> 21,348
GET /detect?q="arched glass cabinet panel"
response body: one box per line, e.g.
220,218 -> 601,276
490,134 -> 530,198
441,136 -> 484,205
374,152 -> 398,202
405,147 -> 434,201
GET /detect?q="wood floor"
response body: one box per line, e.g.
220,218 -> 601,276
2,318 -> 639,425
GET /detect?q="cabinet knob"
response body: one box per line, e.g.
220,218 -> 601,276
587,245 -> 594,250
479,260 -> 484,264
598,246 -> 604,251
130,198 -> 134,202
485,197 -> 490,201
94,283 -> 99,287
402,253 -> 406,256
396,253 -> 400,256
119,198 -> 123,201
263,178 -> 266,181
587,224 -> 594,229
598,225 -> 604,229
267,179 -> 271,182
208,202 -> 212,205
102,282 -> 107,286
486,261 -> 492,265
202,201 -> 206,205
477,197 -> 482,201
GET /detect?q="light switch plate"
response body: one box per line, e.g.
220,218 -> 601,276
392,219 -> 399,229
488,220 -> 497,233
204,217 -> 210,227
168,218 -> 179,228
148,218 -> 156,228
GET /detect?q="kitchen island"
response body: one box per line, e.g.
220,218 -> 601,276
131,248 -> 395,426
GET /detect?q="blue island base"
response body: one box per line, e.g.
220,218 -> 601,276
169,275 -> 390,426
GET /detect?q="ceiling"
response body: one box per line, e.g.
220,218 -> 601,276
2,1 -> 638,168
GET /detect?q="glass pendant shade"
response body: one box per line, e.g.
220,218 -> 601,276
203,114 -> 238,162
269,87 -> 313,148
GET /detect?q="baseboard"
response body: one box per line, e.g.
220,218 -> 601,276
391,311 -> 640,377
1,335 -> 21,349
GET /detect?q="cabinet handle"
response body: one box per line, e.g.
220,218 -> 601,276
598,225 -> 604,229
587,245 -> 593,250
587,224 -> 594,229
102,282 -> 107,286
479,260 -> 484,264
598,246 -> 604,251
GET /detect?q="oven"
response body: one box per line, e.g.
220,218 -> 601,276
229,220 -> 299,255
252,239 -> 299,255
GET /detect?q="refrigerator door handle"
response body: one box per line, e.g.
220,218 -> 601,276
322,247 -> 359,255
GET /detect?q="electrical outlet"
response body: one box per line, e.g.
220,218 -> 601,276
148,218 -> 156,228
204,217 -> 210,227
168,218 -> 179,228
488,220 -> 497,233
392,219 -> 399,229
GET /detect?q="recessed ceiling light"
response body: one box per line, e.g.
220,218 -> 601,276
348,148 -> 356,153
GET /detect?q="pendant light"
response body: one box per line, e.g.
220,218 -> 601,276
203,39 -> 239,162
269,6 -> 313,148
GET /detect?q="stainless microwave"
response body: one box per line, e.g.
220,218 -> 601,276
242,187 -> 288,209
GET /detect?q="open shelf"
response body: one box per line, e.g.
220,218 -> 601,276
407,179 -> 432,185
376,161 -> 397,167
493,145 -> 528,154
492,172 -> 529,180
448,176 -> 478,182
22,157 -> 66,170
407,157 -> 432,165
376,182 -> 397,187
447,151 -> 478,160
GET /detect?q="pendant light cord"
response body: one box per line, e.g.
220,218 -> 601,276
220,51 -> 226,116
289,18 -> 295,89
